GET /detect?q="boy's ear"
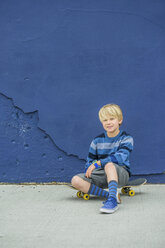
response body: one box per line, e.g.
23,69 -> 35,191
119,119 -> 123,125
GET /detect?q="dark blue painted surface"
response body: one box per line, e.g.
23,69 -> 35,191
0,93 -> 85,182
0,0 -> 165,183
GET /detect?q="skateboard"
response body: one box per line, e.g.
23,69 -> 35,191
67,185 -> 121,203
121,178 -> 147,197
67,185 -> 90,200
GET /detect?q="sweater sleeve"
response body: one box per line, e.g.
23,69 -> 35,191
100,136 -> 133,168
85,139 -> 98,171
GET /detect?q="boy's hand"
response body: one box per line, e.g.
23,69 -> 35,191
85,164 -> 95,178
97,160 -> 101,166
85,161 -> 101,178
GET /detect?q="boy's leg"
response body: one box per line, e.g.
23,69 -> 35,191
105,162 -> 118,199
71,176 -> 90,193
100,162 -> 129,213
100,162 -> 119,214
71,175 -> 109,198
104,162 -> 118,182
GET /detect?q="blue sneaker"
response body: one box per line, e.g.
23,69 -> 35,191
100,197 -> 118,214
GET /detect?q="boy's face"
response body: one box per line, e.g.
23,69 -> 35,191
101,116 -> 122,137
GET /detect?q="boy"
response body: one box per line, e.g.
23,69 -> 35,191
71,104 -> 133,214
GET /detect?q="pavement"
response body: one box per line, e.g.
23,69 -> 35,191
0,183 -> 165,248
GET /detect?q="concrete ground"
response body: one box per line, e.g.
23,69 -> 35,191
0,184 -> 164,248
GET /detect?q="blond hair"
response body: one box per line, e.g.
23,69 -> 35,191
98,104 -> 123,123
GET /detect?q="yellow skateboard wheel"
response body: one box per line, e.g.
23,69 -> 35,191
77,191 -> 82,198
121,188 -> 127,194
129,190 -> 135,197
83,193 -> 90,200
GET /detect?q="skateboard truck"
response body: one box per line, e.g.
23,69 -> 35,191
121,178 -> 147,197
77,191 -> 90,200
121,187 -> 135,197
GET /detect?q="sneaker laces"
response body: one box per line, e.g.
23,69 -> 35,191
103,193 -> 121,204
103,197 -> 117,205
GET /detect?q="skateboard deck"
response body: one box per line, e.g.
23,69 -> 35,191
67,184 -> 121,203
121,178 -> 147,196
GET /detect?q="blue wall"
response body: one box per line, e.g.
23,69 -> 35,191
0,0 -> 165,183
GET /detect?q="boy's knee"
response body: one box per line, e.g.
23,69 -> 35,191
104,162 -> 117,174
105,162 -> 115,169
104,162 -> 118,182
71,176 -> 81,188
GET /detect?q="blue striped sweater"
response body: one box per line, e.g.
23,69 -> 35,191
85,130 -> 133,175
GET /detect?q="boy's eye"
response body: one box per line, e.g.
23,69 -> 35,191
103,117 -> 115,122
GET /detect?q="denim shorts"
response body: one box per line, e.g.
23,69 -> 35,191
77,164 -> 129,188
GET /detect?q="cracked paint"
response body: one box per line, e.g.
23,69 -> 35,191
0,92 -> 85,183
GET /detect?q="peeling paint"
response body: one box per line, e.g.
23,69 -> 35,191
0,92 -> 85,183
0,92 -> 85,162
